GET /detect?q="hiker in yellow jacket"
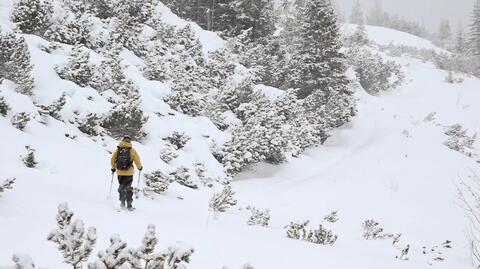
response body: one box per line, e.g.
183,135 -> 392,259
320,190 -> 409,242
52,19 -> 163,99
111,135 -> 143,210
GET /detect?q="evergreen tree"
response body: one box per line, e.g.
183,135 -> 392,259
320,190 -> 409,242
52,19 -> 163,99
56,45 -> 93,87
85,0 -> 114,19
11,0 -> 52,35
438,19 -> 453,49
350,0 -> 364,24
44,11 -> 92,46
366,0 -> 388,26
101,98 -> 148,141
0,92 -> 10,117
89,234 -> 129,269
0,33 -> 35,95
469,0 -> 480,56
455,24 -> 467,54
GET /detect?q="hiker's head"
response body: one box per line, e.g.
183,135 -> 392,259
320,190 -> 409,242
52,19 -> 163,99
122,136 -> 132,143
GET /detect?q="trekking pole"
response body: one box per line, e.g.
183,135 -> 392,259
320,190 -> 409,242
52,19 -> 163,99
135,170 -> 142,199
107,172 -> 114,200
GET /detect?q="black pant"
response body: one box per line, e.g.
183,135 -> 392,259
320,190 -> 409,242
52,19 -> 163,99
118,176 -> 133,206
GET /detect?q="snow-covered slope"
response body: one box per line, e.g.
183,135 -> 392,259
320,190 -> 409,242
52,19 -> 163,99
343,24 -> 447,53
1,3 -> 480,269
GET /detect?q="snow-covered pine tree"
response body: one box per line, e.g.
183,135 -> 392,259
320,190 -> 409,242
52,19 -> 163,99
11,254 -> 35,269
0,33 -> 35,95
210,185 -> 237,214
36,92 -> 67,121
44,9 -> 92,46
289,0 -> 356,134
144,40 -> 170,81
0,178 -> 15,196
128,224 -> 159,269
88,234 -> 129,269
114,0 -> 157,25
349,18 -> 369,46
101,98 -> 148,141
11,0 -> 52,35
438,19 -> 454,50
0,92 -> 10,117
246,206 -> 270,227
159,146 -> 179,163
350,0 -> 364,24
455,24 -> 468,54
366,0 -> 388,27
469,0 -> 480,56
47,203 -> 97,269
85,0 -> 114,19
164,131 -> 191,150
206,47 -> 236,90
56,45 -> 93,87
235,0 -> 276,40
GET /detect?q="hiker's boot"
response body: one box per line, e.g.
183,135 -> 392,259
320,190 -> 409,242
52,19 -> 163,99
120,200 -> 126,209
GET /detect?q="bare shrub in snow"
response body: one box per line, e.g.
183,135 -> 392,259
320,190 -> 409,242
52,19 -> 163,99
101,99 -> 148,141
11,0 -> 52,35
444,124 -> 477,157
396,245 -> 410,261
246,206 -> 270,227
209,185 -> 237,214
0,93 -> 10,116
171,166 -> 198,189
22,146 -> 38,168
160,146 -> 179,163
11,254 -> 35,269
11,113 -> 31,131
0,178 -> 15,196
144,171 -> 172,194
47,203 -> 97,269
77,113 -> 100,136
0,33 -> 35,95
164,132 -> 191,150
56,45 -> 93,87
348,48 -> 404,95
323,211 -> 339,223
286,220 -> 338,245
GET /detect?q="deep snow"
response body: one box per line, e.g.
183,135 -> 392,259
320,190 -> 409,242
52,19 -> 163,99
1,4 -> 480,269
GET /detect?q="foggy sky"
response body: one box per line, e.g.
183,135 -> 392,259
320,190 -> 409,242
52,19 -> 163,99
336,0 -> 475,32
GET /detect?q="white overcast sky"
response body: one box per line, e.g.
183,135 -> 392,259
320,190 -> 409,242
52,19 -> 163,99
336,0 -> 476,31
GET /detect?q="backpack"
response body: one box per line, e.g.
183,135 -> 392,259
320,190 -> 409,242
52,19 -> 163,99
116,147 -> 132,170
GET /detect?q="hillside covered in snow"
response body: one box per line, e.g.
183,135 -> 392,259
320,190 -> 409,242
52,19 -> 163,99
1,0 -> 480,268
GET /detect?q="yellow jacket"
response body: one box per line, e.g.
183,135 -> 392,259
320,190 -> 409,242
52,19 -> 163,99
111,141 -> 143,176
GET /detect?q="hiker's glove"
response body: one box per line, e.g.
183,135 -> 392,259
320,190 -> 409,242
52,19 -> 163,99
111,168 -> 116,173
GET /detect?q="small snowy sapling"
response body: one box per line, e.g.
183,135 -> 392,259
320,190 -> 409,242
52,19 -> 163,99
172,166 -> 198,189
47,203 -> 97,269
246,206 -> 270,227
22,146 -> 38,168
144,170 -> 173,194
209,185 -> 237,215
0,178 -> 16,196
11,113 -> 31,131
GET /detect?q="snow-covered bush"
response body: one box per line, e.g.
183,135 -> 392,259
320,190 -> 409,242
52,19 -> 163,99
286,220 -> 337,245
444,124 -> 477,157
56,45 -> 93,87
209,185 -> 237,214
445,71 -> 464,84
11,113 -> 31,131
77,113 -> 100,136
362,219 -> 401,244
47,203 -> 97,269
37,93 -> 67,121
11,0 -> 52,35
348,48 -> 404,95
0,178 -> 15,196
246,206 -> 270,227
44,11 -> 92,46
194,162 -> 214,187
11,254 -> 35,269
285,221 -> 309,240
164,83 -> 206,117
159,146 -> 179,163
0,93 -> 10,116
171,166 -> 198,189
22,146 -> 38,168
305,225 -> 338,245
89,234 -> 128,269
144,171 -> 172,194
0,33 -> 35,95
323,211 -> 339,223
164,132 -> 191,150
101,99 -> 148,141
